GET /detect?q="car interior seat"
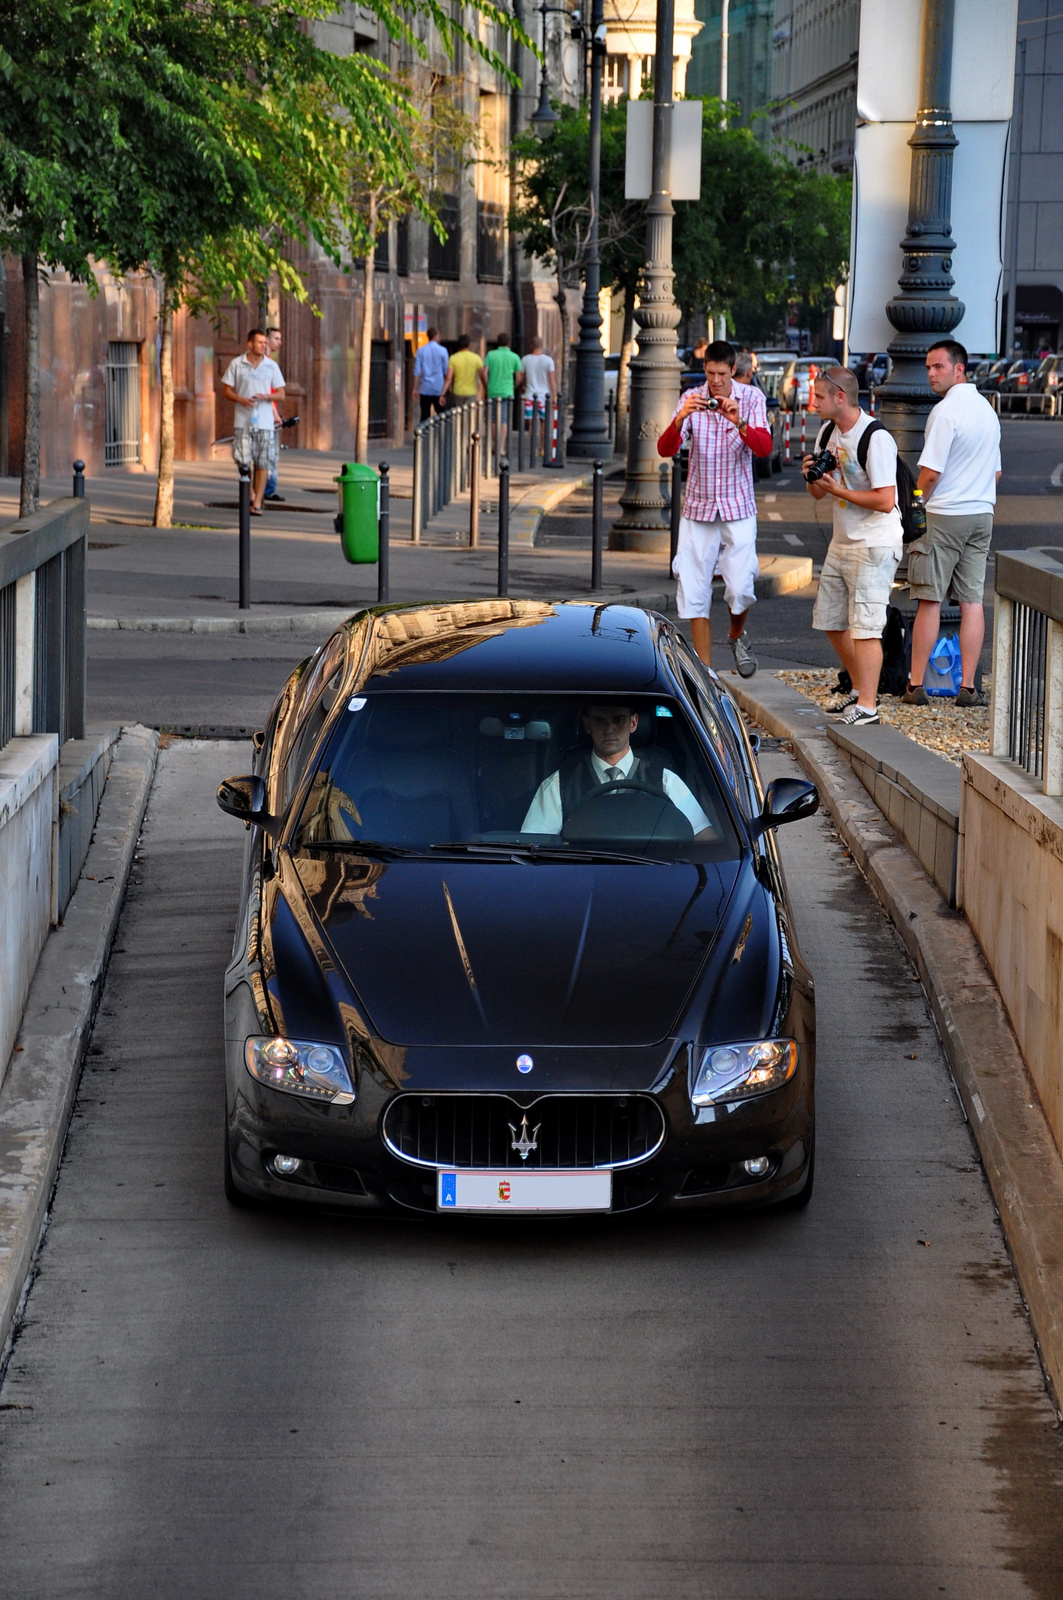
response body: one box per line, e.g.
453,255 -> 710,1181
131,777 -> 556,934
352,703 -> 477,843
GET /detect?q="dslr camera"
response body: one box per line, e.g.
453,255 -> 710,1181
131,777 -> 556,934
804,448 -> 837,484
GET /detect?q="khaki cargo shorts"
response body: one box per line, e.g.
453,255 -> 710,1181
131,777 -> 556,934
906,510 -> 993,604
813,540 -> 901,640
232,427 -> 277,473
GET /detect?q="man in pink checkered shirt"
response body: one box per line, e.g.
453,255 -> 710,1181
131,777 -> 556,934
658,340 -> 773,676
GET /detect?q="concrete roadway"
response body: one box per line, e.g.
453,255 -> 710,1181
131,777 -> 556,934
1,740 -> 1061,1598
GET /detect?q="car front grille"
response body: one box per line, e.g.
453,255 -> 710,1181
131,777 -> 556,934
381,1094 -> 666,1171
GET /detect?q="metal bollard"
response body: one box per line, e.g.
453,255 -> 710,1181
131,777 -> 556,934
412,429 -> 423,543
238,462 -> 251,610
378,460 -> 390,604
497,456 -> 510,597
670,454 -> 683,566
469,432 -> 481,548
72,460 -> 86,498
591,459 -> 604,591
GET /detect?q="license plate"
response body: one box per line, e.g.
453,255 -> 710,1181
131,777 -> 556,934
437,1169 -> 612,1213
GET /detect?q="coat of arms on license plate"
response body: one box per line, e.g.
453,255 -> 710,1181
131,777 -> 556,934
498,1180 -> 511,1201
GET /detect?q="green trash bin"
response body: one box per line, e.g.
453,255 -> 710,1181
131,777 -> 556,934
334,462 -> 379,564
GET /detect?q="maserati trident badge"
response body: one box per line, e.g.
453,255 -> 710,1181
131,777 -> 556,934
516,1054 -> 534,1074
509,1114 -> 540,1162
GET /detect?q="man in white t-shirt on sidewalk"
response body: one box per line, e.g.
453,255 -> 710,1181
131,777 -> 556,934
903,339 -> 1001,708
220,330 -> 285,515
803,367 -> 904,727
520,337 -> 556,412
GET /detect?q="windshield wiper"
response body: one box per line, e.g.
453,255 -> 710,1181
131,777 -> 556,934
297,839 -> 428,859
430,842 -> 669,866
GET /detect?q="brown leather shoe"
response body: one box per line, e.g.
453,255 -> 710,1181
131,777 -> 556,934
901,682 -> 929,706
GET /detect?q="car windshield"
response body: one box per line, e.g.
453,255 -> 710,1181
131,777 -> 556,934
292,692 -> 742,863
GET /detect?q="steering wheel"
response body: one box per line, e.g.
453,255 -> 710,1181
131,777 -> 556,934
562,777 -> 694,843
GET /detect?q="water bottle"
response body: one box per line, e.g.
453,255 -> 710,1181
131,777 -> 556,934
910,488 -> 927,540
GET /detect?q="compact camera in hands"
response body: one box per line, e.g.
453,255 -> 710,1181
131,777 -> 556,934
692,395 -> 720,411
804,448 -> 837,483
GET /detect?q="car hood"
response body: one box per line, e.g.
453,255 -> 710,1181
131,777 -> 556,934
290,855 -> 743,1048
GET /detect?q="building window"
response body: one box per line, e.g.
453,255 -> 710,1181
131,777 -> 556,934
602,55 -> 626,104
105,342 -> 141,467
428,194 -> 461,280
375,223 -> 390,271
369,339 -> 391,438
476,201 -> 505,284
396,216 -> 409,277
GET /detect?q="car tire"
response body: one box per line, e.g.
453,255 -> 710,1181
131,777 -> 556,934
224,1130 -> 260,1209
755,455 -> 772,481
777,1133 -> 815,1211
771,453 -> 782,475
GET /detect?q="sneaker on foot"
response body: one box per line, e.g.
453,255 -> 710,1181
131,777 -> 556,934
826,690 -> 859,715
955,686 -> 987,708
730,632 -> 757,678
836,703 -> 879,727
901,682 -> 929,706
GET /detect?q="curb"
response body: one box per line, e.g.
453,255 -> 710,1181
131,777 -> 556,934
516,472 -> 592,548
0,724 -> 159,1368
732,673 -> 1063,1410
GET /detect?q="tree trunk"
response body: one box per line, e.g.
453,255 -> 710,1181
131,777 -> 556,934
555,272 -> 570,408
355,204 -> 377,465
153,292 -> 175,528
20,254 -> 40,517
616,287 -> 636,456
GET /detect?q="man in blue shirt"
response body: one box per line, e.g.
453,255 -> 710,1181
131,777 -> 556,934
412,329 -> 449,422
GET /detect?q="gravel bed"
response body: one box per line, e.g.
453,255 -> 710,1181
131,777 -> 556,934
776,668 -> 990,767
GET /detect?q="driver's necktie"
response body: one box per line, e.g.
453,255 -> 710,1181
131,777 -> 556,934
605,768 -> 621,783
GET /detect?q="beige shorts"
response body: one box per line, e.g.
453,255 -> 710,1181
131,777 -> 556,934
232,427 -> 277,473
813,540 -> 901,640
906,510 -> 993,604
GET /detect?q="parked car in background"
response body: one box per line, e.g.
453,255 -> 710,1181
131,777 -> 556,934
976,358 -> 1012,396
779,356 -> 843,411
1000,358 -> 1042,396
604,353 -> 621,399
1030,354 -> 1063,396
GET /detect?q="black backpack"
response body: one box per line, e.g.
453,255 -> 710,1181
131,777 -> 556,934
816,418 -> 920,543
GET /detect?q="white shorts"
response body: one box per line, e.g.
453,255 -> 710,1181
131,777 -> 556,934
672,515 -> 759,618
812,541 -> 901,640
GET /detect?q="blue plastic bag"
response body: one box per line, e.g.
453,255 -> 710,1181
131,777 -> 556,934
925,632 -> 962,697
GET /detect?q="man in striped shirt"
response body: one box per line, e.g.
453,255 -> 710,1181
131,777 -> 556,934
658,340 -> 773,676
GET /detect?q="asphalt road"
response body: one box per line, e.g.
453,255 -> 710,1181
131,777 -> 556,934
1,740 -> 1061,1598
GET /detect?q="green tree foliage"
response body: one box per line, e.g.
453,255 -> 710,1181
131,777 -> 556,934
511,94 -> 851,361
0,0 -> 523,512
673,104 -> 852,341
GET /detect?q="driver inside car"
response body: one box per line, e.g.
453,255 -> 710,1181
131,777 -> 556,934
521,702 -> 714,837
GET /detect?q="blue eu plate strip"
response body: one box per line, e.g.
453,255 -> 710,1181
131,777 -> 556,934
440,1173 -> 457,1207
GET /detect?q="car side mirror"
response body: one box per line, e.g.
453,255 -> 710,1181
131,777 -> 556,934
217,774 -> 270,829
751,776 -> 819,837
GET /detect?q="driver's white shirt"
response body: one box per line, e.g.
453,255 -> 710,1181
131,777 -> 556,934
521,748 -> 711,835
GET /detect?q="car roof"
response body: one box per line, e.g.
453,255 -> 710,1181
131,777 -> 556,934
350,600 -> 679,695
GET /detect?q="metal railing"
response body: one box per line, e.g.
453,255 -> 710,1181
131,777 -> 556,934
412,398 -> 510,542
0,473 -> 87,748
991,550 -> 1063,793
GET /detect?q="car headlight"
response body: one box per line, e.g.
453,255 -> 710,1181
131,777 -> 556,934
691,1039 -> 798,1106
245,1036 -> 355,1105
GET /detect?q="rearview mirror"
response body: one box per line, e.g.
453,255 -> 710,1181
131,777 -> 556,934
217,774 -> 269,828
751,777 -> 819,837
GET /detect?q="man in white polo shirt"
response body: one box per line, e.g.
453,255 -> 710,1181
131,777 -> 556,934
221,329 -> 285,515
903,339 -> 1001,707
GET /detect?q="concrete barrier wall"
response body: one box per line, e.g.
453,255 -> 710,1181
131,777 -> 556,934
961,752 -> 1063,1155
0,735 -> 59,1092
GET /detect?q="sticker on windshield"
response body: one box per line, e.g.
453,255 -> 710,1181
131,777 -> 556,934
348,697 -> 367,712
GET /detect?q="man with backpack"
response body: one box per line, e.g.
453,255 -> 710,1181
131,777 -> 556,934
803,367 -> 907,726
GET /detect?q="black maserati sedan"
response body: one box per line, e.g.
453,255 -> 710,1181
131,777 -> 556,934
217,599 -> 819,1216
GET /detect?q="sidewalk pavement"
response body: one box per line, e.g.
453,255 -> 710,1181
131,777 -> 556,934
0,449 -> 811,628
733,671 -> 1063,1410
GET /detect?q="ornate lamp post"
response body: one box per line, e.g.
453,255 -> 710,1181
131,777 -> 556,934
530,2 -> 560,131
610,0 -> 681,550
875,0 -> 963,466
567,0 -> 612,457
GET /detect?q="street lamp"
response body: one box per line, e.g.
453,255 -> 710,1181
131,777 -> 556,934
530,3 -> 560,131
875,0 -> 964,466
610,0 -> 681,549
567,0 -> 612,458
